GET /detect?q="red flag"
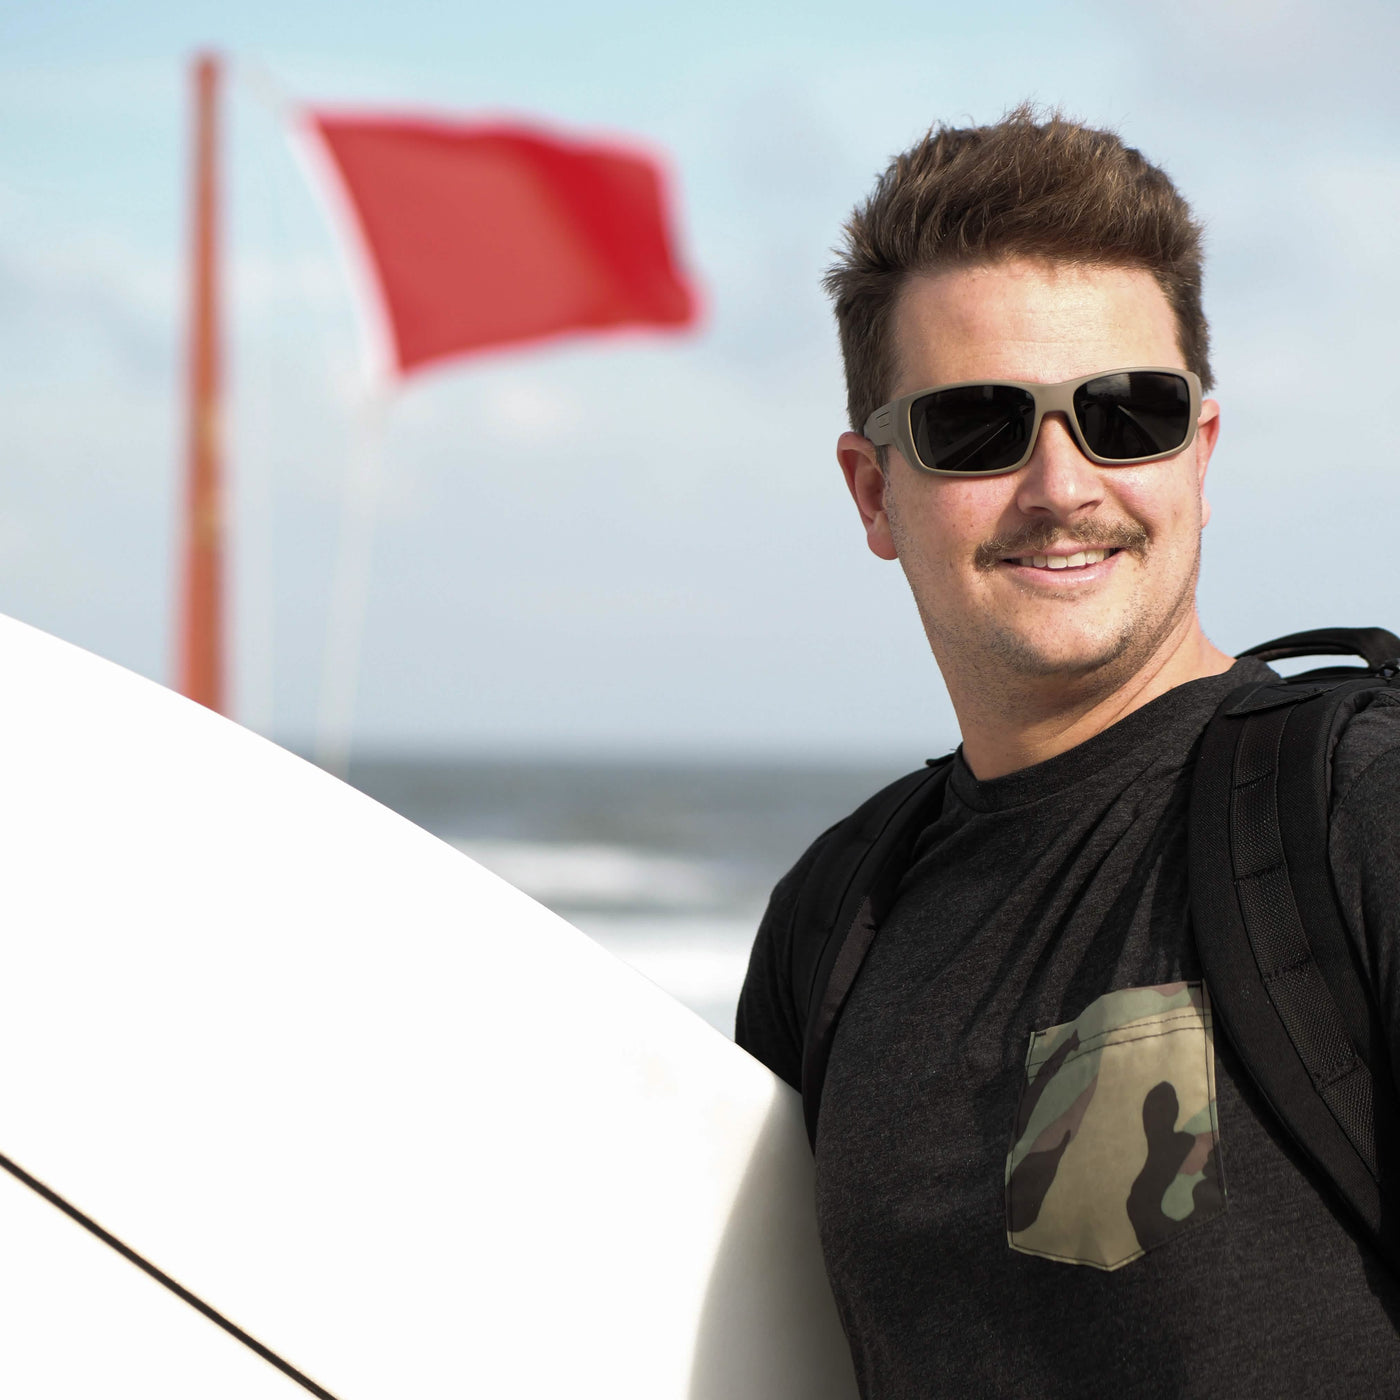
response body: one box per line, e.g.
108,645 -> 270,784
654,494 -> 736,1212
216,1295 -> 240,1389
306,113 -> 699,376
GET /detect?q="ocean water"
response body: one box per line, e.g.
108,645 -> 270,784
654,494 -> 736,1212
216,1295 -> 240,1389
344,757 -> 915,1035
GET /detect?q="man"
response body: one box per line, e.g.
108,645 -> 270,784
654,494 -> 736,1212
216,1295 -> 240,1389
736,109 -> 1400,1396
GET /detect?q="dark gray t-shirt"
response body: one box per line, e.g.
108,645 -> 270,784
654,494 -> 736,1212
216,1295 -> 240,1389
737,662 -> 1400,1398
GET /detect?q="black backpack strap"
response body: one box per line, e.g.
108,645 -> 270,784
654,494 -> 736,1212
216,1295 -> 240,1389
1239,626 -> 1400,673
797,758 -> 952,1148
1191,661 -> 1400,1265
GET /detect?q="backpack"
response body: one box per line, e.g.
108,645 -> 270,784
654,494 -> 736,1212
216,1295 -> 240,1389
792,627 -> 1400,1271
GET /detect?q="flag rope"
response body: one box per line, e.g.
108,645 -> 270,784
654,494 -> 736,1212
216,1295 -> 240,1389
315,385 -> 389,778
0,1149 -> 341,1400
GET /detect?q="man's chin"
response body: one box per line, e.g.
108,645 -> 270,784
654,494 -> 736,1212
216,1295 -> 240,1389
980,623 -> 1139,682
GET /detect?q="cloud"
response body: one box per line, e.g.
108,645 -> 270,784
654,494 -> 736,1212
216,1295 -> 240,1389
0,228 -> 172,387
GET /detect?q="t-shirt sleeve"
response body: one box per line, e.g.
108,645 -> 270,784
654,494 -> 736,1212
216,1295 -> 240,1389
1329,692 -> 1400,1083
734,829 -> 839,1093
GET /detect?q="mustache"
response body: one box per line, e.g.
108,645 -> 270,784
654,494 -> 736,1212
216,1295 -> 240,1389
973,520 -> 1149,572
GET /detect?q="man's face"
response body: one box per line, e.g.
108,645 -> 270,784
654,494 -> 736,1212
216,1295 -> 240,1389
839,258 -> 1220,694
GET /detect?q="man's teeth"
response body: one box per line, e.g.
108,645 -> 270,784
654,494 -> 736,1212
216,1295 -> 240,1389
1013,549 -> 1109,570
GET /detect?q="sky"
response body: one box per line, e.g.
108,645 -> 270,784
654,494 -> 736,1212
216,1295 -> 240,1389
2,0 -> 1398,760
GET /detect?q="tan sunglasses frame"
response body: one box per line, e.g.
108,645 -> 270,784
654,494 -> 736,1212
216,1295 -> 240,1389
862,366 -> 1203,476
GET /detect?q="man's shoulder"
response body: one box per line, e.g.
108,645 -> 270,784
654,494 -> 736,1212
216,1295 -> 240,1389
735,760 -> 950,1086
1332,690 -> 1400,814
749,758 -> 949,976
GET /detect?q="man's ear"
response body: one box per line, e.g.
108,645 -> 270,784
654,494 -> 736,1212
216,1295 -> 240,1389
1195,397 -> 1221,528
837,431 -> 898,561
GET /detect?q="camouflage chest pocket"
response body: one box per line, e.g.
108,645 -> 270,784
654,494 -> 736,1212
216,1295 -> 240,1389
1005,982 -> 1225,1271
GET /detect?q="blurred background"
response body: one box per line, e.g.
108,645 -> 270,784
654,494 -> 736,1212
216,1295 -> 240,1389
3,0 -> 1398,1033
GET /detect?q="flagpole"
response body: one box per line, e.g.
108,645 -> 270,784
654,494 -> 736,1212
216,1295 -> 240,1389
178,52 -> 226,713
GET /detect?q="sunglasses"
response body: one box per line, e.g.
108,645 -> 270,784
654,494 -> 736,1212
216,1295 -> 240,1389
863,367 -> 1203,477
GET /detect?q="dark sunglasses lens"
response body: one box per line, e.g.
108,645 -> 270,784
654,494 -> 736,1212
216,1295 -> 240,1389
909,385 -> 1036,474
1074,371 -> 1192,461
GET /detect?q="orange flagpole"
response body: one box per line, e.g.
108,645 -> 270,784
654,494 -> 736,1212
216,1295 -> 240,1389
178,52 -> 225,712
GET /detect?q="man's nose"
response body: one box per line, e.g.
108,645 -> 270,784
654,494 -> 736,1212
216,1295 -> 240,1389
1013,412 -> 1105,521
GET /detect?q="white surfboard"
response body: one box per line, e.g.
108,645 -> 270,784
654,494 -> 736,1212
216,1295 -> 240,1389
0,614 -> 858,1399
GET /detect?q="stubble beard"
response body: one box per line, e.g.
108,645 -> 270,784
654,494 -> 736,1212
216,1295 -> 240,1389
889,498 -> 1203,698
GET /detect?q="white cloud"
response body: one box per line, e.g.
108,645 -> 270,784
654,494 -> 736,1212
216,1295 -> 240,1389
475,375 -> 586,447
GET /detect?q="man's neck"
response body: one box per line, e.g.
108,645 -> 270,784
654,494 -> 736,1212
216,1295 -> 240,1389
952,620 -> 1234,781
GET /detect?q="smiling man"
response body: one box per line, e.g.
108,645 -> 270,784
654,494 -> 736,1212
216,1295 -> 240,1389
736,111 -> 1400,1396
844,256 -> 1231,780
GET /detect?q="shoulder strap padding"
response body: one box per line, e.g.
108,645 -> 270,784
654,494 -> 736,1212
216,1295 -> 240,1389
1191,675 -> 1400,1265
796,760 -> 952,1148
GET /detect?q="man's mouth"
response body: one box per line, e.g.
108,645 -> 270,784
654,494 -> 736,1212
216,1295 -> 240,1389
975,522 -> 1147,572
1004,548 -> 1118,571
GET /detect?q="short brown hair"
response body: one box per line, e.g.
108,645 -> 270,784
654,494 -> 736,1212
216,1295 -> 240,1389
824,106 -> 1212,434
